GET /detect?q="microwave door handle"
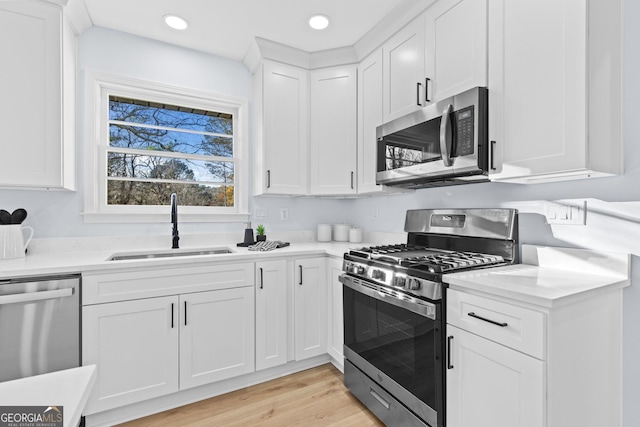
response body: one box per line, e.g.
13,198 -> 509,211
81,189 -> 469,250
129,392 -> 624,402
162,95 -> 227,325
439,104 -> 454,167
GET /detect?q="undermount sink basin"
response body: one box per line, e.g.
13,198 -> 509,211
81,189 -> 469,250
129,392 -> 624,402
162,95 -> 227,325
108,247 -> 234,261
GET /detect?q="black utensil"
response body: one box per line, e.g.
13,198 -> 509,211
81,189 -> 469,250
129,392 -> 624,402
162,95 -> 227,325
0,210 -> 11,225
11,208 -> 27,224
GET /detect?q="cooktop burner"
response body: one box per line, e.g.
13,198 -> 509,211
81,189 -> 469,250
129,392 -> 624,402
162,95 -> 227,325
349,244 -> 504,273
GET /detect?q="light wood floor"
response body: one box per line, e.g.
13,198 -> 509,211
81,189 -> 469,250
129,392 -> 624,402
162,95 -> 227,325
118,364 -> 385,427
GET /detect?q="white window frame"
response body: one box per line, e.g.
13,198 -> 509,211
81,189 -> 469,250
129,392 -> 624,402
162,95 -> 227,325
83,70 -> 249,223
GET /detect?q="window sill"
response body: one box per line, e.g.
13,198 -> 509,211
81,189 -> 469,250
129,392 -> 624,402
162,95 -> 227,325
82,211 -> 250,224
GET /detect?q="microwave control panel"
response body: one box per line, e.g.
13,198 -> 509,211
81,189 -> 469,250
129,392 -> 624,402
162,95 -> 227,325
454,105 -> 474,156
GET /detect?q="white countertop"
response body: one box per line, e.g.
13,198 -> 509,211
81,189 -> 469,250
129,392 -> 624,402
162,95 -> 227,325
0,240 -> 358,279
0,365 -> 96,427
445,245 -> 631,308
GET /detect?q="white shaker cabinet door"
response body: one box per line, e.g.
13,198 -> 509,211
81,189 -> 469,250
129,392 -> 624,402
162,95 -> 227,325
487,0 -> 621,182
179,287 -> 255,389
424,0 -> 487,102
327,258 -> 344,370
258,60 -> 309,195
309,66 -> 357,195
255,260 -> 288,371
294,258 -> 327,361
382,17 -> 426,123
82,296 -> 179,414
0,0 -> 75,190
446,325 -> 544,427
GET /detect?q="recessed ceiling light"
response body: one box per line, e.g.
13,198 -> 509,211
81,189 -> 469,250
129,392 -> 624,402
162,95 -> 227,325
308,14 -> 330,30
164,14 -> 188,30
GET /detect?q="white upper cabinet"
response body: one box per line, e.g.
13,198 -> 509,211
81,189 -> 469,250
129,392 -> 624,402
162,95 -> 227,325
382,18 -> 426,123
488,0 -> 622,183
424,0 -> 487,101
0,0 -> 75,190
357,50 -> 385,194
254,60 -> 308,195
309,66 -> 357,195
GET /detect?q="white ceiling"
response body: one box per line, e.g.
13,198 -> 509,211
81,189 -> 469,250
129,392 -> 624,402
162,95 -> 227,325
78,0 -> 424,62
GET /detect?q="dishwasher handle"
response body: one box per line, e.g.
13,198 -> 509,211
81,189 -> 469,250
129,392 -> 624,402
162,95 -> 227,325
0,288 -> 74,306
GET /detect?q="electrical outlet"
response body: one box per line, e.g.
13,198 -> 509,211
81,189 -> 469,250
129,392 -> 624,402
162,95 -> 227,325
255,208 -> 267,219
372,207 -> 379,219
280,208 -> 289,220
545,200 -> 586,225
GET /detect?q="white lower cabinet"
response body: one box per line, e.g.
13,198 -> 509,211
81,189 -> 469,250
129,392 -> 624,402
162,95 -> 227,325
326,258 -> 344,369
179,288 -> 255,390
83,296 -> 179,414
83,266 -> 255,415
446,325 -> 544,427
294,258 -> 327,360
255,260 -> 288,370
446,286 -> 623,427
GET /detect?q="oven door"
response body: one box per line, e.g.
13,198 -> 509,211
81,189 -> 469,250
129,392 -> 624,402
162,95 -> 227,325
341,274 -> 444,427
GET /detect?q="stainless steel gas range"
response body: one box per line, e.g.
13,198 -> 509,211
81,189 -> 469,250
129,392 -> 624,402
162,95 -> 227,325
340,208 -> 519,427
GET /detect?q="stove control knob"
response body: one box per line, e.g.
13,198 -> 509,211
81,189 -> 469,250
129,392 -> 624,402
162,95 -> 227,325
372,269 -> 386,281
393,276 -> 407,288
407,278 -> 422,291
356,265 -> 366,275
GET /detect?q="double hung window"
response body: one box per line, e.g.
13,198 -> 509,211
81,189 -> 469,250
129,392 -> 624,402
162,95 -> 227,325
84,72 -> 248,222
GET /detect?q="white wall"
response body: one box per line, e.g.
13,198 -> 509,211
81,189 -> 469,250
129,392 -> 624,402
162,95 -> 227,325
0,6 -> 638,425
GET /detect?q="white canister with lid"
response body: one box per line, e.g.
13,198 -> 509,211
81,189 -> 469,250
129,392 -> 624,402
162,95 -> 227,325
317,224 -> 332,242
332,224 -> 350,242
349,227 -> 363,243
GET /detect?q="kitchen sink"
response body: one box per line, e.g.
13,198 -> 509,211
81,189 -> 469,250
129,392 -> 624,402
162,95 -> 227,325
108,247 -> 234,261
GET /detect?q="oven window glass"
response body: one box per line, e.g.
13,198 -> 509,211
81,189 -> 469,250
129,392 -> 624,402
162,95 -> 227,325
343,285 -> 441,409
382,116 -> 442,171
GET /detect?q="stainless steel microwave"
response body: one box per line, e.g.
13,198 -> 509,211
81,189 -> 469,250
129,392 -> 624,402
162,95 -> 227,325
376,86 -> 489,188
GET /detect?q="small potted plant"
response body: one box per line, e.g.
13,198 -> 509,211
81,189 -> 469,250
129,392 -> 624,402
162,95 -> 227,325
256,224 -> 266,242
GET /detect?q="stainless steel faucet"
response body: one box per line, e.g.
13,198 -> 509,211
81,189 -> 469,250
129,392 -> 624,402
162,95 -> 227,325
171,193 -> 179,249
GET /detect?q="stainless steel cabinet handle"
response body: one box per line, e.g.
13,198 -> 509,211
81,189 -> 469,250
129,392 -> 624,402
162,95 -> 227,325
416,82 -> 423,106
468,312 -> 508,327
259,267 -> 264,289
298,265 -> 303,285
171,303 -> 174,328
267,170 -> 271,188
447,336 -> 454,369
439,104 -> 454,167
0,288 -> 73,305
351,171 -> 354,189
369,388 -> 391,410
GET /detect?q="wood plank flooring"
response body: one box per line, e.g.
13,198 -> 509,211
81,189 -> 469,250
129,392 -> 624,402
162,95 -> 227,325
118,364 -> 385,427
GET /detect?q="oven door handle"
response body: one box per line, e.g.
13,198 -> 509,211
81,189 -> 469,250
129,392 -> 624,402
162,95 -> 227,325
340,274 -> 436,320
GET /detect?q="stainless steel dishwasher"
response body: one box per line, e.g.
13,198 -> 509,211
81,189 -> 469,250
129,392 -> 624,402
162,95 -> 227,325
0,274 -> 80,382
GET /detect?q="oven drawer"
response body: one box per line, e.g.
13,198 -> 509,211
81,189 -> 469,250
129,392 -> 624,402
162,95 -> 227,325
447,289 -> 545,359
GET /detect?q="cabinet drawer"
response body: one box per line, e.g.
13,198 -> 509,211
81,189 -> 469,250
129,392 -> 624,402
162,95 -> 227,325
83,262 -> 254,304
447,289 -> 545,359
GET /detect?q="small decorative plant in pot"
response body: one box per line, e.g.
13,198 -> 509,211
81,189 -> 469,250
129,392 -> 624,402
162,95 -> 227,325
256,224 -> 266,242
